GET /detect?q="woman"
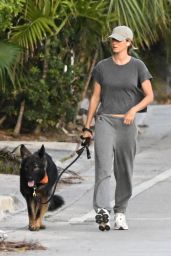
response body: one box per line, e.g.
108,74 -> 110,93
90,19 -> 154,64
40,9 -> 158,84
82,25 -> 154,231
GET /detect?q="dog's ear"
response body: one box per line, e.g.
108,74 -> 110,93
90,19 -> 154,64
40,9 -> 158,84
20,144 -> 31,159
38,145 -> 45,158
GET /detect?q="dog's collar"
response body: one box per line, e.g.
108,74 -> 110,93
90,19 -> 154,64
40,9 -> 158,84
40,174 -> 48,184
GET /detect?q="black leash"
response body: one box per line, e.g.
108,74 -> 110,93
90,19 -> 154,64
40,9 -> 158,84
34,137 -> 91,204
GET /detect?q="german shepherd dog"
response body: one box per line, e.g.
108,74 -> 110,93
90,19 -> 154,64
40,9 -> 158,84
20,144 -> 64,231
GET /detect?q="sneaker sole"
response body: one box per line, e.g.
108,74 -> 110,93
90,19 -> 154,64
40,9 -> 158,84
95,212 -> 109,224
95,210 -> 110,231
114,226 -> 128,230
99,223 -> 110,231
105,224 -> 110,231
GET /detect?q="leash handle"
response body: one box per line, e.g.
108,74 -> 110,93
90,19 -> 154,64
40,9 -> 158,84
80,135 -> 91,146
86,146 -> 91,159
79,135 -> 91,159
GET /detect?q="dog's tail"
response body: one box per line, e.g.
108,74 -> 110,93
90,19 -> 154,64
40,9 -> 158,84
48,195 -> 64,211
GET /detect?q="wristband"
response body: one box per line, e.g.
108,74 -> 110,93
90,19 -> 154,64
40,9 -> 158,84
82,127 -> 93,134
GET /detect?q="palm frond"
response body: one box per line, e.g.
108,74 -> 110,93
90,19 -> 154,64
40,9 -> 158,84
107,0 -> 170,48
0,42 -> 21,90
73,0 -> 108,26
10,0 -> 57,51
11,17 -> 56,50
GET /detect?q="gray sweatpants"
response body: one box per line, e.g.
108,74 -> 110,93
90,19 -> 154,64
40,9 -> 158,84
93,114 -> 137,214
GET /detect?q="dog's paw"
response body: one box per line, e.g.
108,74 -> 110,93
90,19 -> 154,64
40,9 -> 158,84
28,225 -> 40,231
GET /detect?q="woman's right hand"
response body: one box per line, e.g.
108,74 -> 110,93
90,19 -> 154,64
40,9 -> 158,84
81,127 -> 93,140
82,130 -> 93,139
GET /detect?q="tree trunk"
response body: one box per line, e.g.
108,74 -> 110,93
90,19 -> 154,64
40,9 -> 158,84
0,115 -> 6,126
166,64 -> 171,94
13,99 -> 25,136
73,49 -> 98,124
81,48 -> 98,99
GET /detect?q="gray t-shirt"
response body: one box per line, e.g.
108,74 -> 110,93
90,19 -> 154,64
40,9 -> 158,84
92,56 -> 152,114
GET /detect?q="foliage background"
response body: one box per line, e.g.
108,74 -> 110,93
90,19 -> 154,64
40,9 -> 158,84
0,0 -> 171,138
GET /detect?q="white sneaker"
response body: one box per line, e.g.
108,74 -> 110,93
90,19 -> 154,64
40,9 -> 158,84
95,208 -> 110,231
114,213 -> 128,230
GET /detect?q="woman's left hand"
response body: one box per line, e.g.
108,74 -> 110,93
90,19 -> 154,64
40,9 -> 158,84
124,108 -> 136,125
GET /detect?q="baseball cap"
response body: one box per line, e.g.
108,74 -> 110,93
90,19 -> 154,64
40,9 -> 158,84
109,25 -> 133,41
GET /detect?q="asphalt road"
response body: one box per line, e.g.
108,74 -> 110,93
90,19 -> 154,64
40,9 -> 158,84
0,105 -> 171,256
